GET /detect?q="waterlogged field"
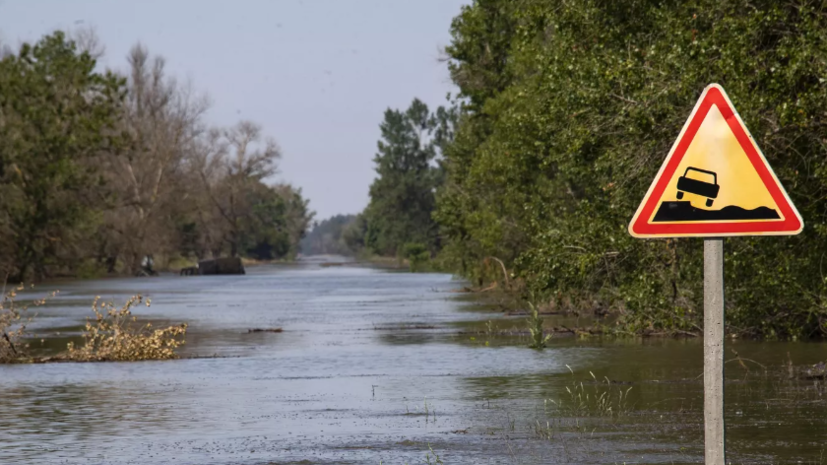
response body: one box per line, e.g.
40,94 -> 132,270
0,258 -> 825,464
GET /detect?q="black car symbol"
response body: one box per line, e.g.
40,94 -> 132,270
676,167 -> 719,207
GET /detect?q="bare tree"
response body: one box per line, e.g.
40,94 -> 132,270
69,26 -> 105,60
186,128 -> 229,258
224,121 -> 280,180
0,31 -> 313,278
103,44 -> 209,273
193,121 -> 281,257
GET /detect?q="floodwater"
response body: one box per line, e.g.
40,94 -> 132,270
0,257 -> 825,464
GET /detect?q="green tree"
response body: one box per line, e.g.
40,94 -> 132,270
363,99 -> 443,256
342,214 -> 368,254
0,30 -> 313,277
270,183 -> 314,260
239,183 -> 289,260
0,32 -> 125,281
436,0 -> 827,339
300,214 -> 358,256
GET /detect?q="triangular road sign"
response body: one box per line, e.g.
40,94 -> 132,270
629,83 -> 803,238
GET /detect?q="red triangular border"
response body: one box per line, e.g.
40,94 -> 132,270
629,84 -> 802,238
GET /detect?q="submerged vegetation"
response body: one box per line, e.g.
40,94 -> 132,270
66,295 -> 187,362
0,288 -> 187,364
527,302 -> 550,349
546,369 -> 634,420
0,285 -> 48,363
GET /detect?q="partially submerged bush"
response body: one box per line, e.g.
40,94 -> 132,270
0,286 -> 53,363
527,302 -> 550,349
66,295 -> 187,362
0,289 -> 188,364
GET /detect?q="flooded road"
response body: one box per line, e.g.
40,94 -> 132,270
0,259 -> 825,464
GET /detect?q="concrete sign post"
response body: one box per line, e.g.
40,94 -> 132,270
704,239 -> 725,464
628,83 -> 803,463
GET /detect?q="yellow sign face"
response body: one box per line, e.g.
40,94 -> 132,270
629,84 -> 802,238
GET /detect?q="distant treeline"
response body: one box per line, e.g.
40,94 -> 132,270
344,0 -> 827,339
300,214 -> 360,256
0,31 -> 312,281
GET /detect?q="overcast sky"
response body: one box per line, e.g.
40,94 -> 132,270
0,0 -> 466,220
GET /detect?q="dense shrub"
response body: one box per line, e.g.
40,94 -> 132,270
436,0 -> 827,338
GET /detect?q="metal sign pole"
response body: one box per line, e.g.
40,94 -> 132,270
704,238 -> 726,464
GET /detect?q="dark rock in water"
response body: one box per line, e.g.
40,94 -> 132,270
197,257 -> 246,275
653,201 -> 780,222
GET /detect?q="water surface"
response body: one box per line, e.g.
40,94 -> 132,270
0,259 -> 825,464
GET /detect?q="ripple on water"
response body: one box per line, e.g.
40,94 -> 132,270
0,260 -> 825,464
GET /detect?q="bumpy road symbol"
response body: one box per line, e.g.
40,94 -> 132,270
651,165 -> 781,223
629,84 -> 801,238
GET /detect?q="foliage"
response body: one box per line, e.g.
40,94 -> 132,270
526,302 -> 550,349
0,32 -> 313,280
0,289 -> 26,362
342,214 -> 369,254
401,242 -> 431,272
0,31 -> 126,281
66,295 -> 187,362
362,99 -> 445,257
436,0 -> 827,339
300,214 -> 359,256
1,288 -> 188,364
187,122 -> 313,263
270,184 -> 314,260
240,184 -> 290,259
0,286 -> 53,362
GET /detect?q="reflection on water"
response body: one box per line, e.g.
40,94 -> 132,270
0,260 -> 825,464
